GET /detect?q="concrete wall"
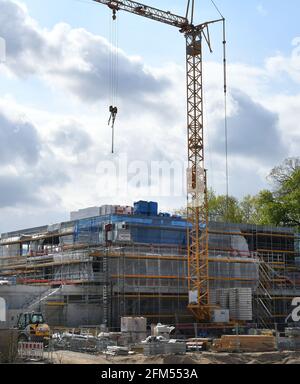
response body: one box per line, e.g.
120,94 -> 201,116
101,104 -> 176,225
0,285 -> 50,310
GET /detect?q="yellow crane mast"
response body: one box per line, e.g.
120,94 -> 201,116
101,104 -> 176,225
92,0 -> 224,322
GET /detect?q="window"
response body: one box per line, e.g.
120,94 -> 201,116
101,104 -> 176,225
18,314 -> 26,329
30,314 -> 44,324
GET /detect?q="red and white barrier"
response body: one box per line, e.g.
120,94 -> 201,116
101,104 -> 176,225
18,342 -> 44,360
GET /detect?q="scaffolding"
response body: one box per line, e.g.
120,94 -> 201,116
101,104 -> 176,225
0,218 -> 299,331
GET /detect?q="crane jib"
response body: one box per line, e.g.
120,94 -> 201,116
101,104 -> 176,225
93,0 -> 189,29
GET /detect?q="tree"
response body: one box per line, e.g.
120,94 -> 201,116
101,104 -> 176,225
173,157 -> 300,228
251,190 -> 277,226
208,190 -> 243,223
258,158 -> 300,228
174,190 -> 243,223
239,195 -> 261,224
268,157 -> 300,186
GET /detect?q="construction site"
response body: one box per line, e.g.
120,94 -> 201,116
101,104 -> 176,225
0,201 -> 300,362
0,0 -> 299,365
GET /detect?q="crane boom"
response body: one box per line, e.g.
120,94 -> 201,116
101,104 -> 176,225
92,0 -> 224,322
93,0 -> 189,29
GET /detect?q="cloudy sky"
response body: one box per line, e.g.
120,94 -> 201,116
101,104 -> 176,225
0,0 -> 299,233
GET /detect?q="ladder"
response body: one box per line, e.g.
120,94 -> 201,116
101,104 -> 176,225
255,256 -> 275,329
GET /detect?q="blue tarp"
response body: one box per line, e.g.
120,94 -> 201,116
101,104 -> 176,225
73,214 -> 205,246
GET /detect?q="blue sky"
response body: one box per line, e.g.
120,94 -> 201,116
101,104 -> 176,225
0,0 -> 299,232
19,0 -> 300,66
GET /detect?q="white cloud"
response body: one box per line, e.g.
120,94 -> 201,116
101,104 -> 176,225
210,90 -> 287,164
0,0 -> 299,232
0,0 -> 170,109
265,37 -> 300,83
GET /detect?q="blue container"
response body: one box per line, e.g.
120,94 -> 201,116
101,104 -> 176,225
148,201 -> 158,216
159,212 -> 171,218
134,201 -> 158,216
134,201 -> 149,215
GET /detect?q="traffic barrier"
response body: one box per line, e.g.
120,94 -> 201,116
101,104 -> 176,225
18,342 -> 44,360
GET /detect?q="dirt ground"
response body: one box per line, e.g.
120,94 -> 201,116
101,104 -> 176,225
49,350 -> 300,365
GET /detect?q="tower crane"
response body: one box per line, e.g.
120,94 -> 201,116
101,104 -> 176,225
92,0 -> 225,322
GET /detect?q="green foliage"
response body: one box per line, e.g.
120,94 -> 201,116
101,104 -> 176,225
256,160 -> 300,228
174,157 -> 300,229
239,194 -> 262,225
208,189 -> 243,223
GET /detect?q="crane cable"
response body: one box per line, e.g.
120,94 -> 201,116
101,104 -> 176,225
109,12 -> 119,153
222,19 -> 229,213
210,0 -> 229,218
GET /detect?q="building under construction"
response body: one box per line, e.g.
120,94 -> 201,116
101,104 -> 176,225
0,201 -> 299,333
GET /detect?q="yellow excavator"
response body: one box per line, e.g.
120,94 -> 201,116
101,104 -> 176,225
16,312 -> 50,345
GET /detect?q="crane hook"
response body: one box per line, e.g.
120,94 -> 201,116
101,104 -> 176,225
108,106 -> 118,154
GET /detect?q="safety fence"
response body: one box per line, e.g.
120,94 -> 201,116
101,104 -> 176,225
18,342 -> 44,360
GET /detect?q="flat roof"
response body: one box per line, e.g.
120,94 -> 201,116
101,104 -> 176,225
1,214 -> 296,240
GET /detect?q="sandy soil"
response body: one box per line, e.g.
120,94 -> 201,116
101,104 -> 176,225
49,350 -> 300,365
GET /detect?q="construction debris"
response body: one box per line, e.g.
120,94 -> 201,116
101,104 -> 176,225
152,323 -> 175,339
52,331 -> 101,353
142,336 -> 186,356
105,346 -> 130,356
277,328 -> 300,351
52,326 -> 138,354
165,339 -> 187,355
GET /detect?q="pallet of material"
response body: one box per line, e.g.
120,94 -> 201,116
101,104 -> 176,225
187,338 -> 212,351
106,346 -> 130,356
212,335 -> 276,353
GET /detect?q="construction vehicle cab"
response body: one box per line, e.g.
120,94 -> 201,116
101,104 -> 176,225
16,312 -> 50,344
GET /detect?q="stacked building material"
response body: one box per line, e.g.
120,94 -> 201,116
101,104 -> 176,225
229,288 -> 253,320
121,317 -> 147,343
143,342 -> 165,356
164,340 -> 186,354
71,207 -> 101,221
71,205 -> 134,221
100,205 -> 133,216
282,328 -> 300,351
210,289 -> 229,309
106,346 -> 129,356
115,206 -> 133,215
212,335 -> 276,353
186,338 -> 212,352
211,309 -> 230,323
142,337 -> 186,356
210,288 -> 253,321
